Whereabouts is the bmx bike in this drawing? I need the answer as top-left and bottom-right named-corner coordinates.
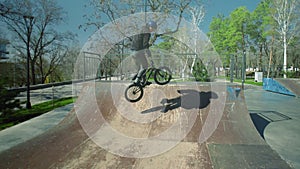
top-left (125, 63), bottom-right (172, 102)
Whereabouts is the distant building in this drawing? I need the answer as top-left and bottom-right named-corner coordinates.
top-left (0, 38), bottom-right (26, 87)
top-left (0, 38), bottom-right (9, 59)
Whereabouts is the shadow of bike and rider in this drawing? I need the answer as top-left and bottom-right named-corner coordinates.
top-left (141, 89), bottom-right (218, 114)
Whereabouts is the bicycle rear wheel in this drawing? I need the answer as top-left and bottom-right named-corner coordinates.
top-left (124, 84), bottom-right (144, 102)
top-left (154, 66), bottom-right (172, 85)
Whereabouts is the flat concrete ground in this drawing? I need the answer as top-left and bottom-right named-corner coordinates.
top-left (245, 87), bottom-right (300, 169)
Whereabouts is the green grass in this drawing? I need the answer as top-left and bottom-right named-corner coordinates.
top-left (226, 77), bottom-right (263, 86)
top-left (172, 76), bottom-right (263, 86)
top-left (0, 97), bottom-right (76, 131)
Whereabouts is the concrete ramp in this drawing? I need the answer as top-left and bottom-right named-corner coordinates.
top-left (275, 78), bottom-right (300, 97)
top-left (0, 82), bottom-right (292, 169)
top-left (263, 78), bottom-right (300, 97)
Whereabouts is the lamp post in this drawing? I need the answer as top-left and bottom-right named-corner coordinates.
top-left (230, 54), bottom-right (234, 83)
top-left (242, 49), bottom-right (246, 89)
top-left (23, 15), bottom-right (34, 109)
top-left (242, 23), bottom-right (247, 89)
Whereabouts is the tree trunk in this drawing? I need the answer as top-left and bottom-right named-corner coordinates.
top-left (39, 55), bottom-right (45, 84)
top-left (267, 35), bottom-right (275, 78)
top-left (235, 55), bottom-right (238, 78)
top-left (190, 55), bottom-right (196, 75)
top-left (182, 58), bottom-right (188, 79)
top-left (283, 31), bottom-right (287, 78)
top-left (259, 44), bottom-right (263, 72)
top-left (30, 61), bottom-right (36, 85)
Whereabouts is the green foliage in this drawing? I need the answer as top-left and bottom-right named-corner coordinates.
top-left (208, 15), bottom-right (231, 66)
top-left (228, 7), bottom-right (251, 50)
top-left (208, 0), bottom-right (300, 79)
top-left (286, 71), bottom-right (299, 78)
top-left (0, 97), bottom-right (75, 130)
top-left (192, 62), bottom-right (208, 82)
top-left (0, 79), bottom-right (22, 117)
top-left (155, 35), bottom-right (175, 51)
top-left (208, 7), bottom-right (251, 67)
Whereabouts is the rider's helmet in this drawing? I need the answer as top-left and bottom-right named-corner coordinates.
top-left (147, 20), bottom-right (157, 30)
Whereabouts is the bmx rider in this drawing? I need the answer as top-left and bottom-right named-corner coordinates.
top-left (130, 20), bottom-right (157, 85)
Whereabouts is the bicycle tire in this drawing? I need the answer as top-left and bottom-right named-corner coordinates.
top-left (124, 84), bottom-right (144, 102)
top-left (154, 66), bottom-right (172, 85)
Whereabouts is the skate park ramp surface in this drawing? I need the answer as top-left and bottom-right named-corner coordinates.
top-left (274, 78), bottom-right (300, 97)
top-left (0, 82), bottom-right (292, 169)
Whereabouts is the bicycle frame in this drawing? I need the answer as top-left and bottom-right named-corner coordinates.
top-left (134, 60), bottom-right (171, 87)
top-left (145, 68), bottom-right (156, 80)
top-left (125, 65), bottom-right (172, 102)
top-left (140, 67), bottom-right (157, 87)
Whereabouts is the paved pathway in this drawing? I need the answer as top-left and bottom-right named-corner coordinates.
top-left (0, 104), bottom-right (73, 153)
top-left (0, 83), bottom-right (83, 153)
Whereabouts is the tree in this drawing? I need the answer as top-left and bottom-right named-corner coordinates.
top-left (189, 5), bottom-right (205, 74)
top-left (82, 0), bottom-right (203, 29)
top-left (56, 44), bottom-right (81, 81)
top-left (251, 0), bottom-right (280, 78)
top-left (208, 14), bottom-right (231, 66)
top-left (208, 0), bottom-right (300, 79)
top-left (229, 7), bottom-right (251, 66)
top-left (0, 0), bottom-right (75, 84)
top-left (220, 7), bottom-right (251, 78)
top-left (155, 35), bottom-right (175, 51)
top-left (81, 0), bottom-right (205, 46)
top-left (192, 61), bottom-right (208, 81)
top-left (271, 0), bottom-right (299, 78)
top-left (249, 0), bottom-right (272, 72)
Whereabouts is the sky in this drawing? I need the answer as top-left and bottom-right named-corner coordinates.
top-left (57, 0), bottom-right (262, 46)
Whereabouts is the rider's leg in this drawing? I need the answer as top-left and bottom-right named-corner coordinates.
top-left (134, 51), bottom-right (148, 84)
top-left (135, 67), bottom-right (147, 84)
top-left (137, 68), bottom-right (146, 80)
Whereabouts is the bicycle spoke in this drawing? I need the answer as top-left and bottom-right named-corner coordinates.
top-left (154, 67), bottom-right (172, 85)
top-left (125, 84), bottom-right (144, 102)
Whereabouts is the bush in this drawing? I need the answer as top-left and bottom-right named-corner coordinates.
top-left (286, 71), bottom-right (299, 78)
top-left (0, 97), bottom-right (74, 130)
top-left (192, 62), bottom-right (209, 82)
top-left (0, 79), bottom-right (22, 117)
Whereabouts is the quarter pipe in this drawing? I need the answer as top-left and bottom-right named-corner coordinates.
top-left (0, 82), bottom-right (292, 169)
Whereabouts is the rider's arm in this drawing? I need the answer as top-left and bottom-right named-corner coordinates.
top-left (149, 33), bottom-right (164, 47)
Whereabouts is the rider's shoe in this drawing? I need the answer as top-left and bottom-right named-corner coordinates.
top-left (134, 79), bottom-right (140, 85)
top-left (132, 74), bottom-right (137, 81)
top-left (160, 98), bottom-right (168, 105)
top-left (145, 81), bottom-right (152, 86)
top-left (134, 77), bottom-right (142, 85)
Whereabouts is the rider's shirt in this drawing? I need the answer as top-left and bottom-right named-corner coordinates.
top-left (131, 26), bottom-right (151, 51)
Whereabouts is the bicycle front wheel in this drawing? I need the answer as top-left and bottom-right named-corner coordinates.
top-left (124, 84), bottom-right (144, 102)
top-left (154, 66), bottom-right (172, 85)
